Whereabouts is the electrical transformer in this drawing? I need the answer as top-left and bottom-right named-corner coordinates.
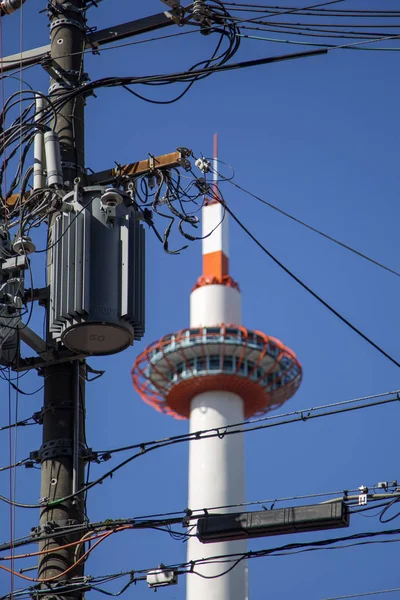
top-left (48, 186), bottom-right (145, 356)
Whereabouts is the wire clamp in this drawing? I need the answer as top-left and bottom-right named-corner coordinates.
top-left (358, 485), bottom-right (368, 506)
top-left (30, 519), bottom-right (80, 539)
top-left (183, 508), bottom-right (192, 527)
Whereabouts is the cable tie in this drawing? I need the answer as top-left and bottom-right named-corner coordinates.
top-left (216, 427), bottom-right (227, 439)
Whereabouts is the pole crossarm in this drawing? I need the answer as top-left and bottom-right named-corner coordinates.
top-left (0, 7), bottom-right (190, 74)
top-left (87, 148), bottom-right (192, 185)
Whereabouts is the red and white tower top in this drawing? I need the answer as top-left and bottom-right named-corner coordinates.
top-left (132, 133), bottom-right (302, 420)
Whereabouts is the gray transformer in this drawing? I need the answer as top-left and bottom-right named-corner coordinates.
top-left (48, 186), bottom-right (145, 356)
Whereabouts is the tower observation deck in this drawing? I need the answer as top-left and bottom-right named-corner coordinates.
top-left (132, 135), bottom-right (302, 600)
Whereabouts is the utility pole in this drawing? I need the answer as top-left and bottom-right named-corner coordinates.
top-left (38, 0), bottom-right (87, 592)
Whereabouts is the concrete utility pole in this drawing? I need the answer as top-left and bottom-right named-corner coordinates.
top-left (38, 0), bottom-right (87, 592)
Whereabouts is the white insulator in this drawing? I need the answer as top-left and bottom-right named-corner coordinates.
top-left (44, 131), bottom-right (63, 188)
top-left (101, 188), bottom-right (123, 207)
top-left (33, 96), bottom-right (46, 191)
top-left (0, 0), bottom-right (26, 15)
top-left (13, 235), bottom-right (36, 256)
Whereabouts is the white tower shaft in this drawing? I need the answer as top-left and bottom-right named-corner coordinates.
top-left (187, 391), bottom-right (247, 600)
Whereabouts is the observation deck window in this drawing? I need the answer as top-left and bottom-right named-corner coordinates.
top-left (205, 327), bottom-right (222, 341)
top-left (223, 356), bottom-right (234, 372)
top-left (196, 356), bottom-right (207, 372)
top-left (268, 344), bottom-right (279, 358)
top-left (225, 327), bottom-right (239, 341)
top-left (237, 360), bottom-right (246, 375)
top-left (209, 356), bottom-right (221, 371)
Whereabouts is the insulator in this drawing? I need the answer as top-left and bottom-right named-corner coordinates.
top-left (44, 131), bottom-right (63, 188)
top-left (192, 0), bottom-right (207, 23)
top-left (33, 96), bottom-right (46, 191)
top-left (0, 0), bottom-right (26, 15)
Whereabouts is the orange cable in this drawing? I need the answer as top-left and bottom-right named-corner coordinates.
top-left (0, 526), bottom-right (132, 583)
top-left (1, 526), bottom-right (133, 561)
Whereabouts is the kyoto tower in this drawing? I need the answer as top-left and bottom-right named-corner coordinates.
top-left (132, 135), bottom-right (302, 600)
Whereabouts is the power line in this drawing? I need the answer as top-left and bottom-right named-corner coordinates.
top-left (56, 389), bottom-right (386, 507)
top-left (7, 526), bottom-right (399, 599)
top-left (322, 589), bottom-right (400, 600)
top-left (238, 32), bottom-right (400, 51)
top-left (215, 169), bottom-right (400, 277)
top-left (210, 188), bottom-right (400, 369)
top-left (0, 389), bottom-right (396, 510)
top-left (96, 389), bottom-right (400, 457)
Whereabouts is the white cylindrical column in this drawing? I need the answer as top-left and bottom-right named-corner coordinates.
top-left (187, 390), bottom-right (247, 600)
top-left (33, 96), bottom-right (46, 191)
top-left (190, 285), bottom-right (242, 328)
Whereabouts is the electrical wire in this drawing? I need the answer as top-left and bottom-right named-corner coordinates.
top-left (63, 391), bottom-right (399, 507)
top-left (212, 166), bottom-right (400, 277)
top-left (1, 482), bottom-right (398, 557)
top-left (7, 526), bottom-right (400, 599)
top-left (0, 416), bottom-right (37, 432)
top-left (322, 588), bottom-right (400, 600)
top-left (207, 185), bottom-right (400, 369)
top-left (0, 388), bottom-right (395, 510)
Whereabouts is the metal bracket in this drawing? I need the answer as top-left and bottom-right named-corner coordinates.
top-left (31, 440), bottom-right (95, 463)
top-left (24, 287), bottom-right (50, 304)
top-left (13, 349), bottom-right (85, 372)
top-left (30, 519), bottom-right (80, 539)
top-left (31, 438), bottom-right (74, 462)
top-left (50, 16), bottom-right (86, 32)
top-left (61, 161), bottom-right (87, 175)
top-left (1, 255), bottom-right (29, 272)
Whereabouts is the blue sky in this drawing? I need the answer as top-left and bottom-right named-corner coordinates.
top-left (1, 0), bottom-right (400, 598)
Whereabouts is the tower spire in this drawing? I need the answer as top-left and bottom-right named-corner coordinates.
top-left (196, 133), bottom-right (236, 289)
top-left (213, 131), bottom-right (219, 198)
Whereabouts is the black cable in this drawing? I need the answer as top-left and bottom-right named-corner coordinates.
top-left (210, 188), bottom-right (400, 369)
top-left (379, 497), bottom-right (400, 524)
top-left (44, 391), bottom-right (400, 509)
top-left (214, 168), bottom-right (400, 277)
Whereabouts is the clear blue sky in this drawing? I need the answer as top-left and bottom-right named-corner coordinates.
top-left (1, 1), bottom-right (400, 598)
